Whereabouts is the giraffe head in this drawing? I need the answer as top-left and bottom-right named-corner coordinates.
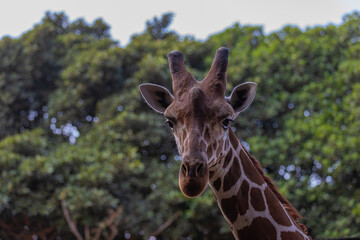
top-left (139, 47), bottom-right (257, 198)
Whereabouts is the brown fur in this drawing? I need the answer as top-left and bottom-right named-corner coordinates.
top-left (237, 180), bottom-right (250, 215)
top-left (264, 187), bottom-right (292, 226)
top-left (250, 188), bottom-right (266, 211)
top-left (223, 157), bottom-right (241, 192)
top-left (213, 177), bottom-right (222, 191)
top-left (240, 150), bottom-right (264, 185)
top-left (281, 231), bottom-right (305, 240)
top-left (237, 217), bottom-right (277, 240)
top-left (240, 143), bottom-right (310, 237)
top-left (221, 195), bottom-right (238, 223)
top-left (223, 150), bottom-right (233, 169)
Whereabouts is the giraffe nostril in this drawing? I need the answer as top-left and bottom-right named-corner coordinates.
top-left (181, 164), bottom-right (187, 176)
top-left (196, 163), bottom-right (204, 176)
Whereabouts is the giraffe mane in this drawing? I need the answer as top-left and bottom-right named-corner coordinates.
top-left (240, 143), bottom-right (311, 238)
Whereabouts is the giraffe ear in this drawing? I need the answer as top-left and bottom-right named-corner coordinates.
top-left (139, 83), bottom-right (174, 114)
top-left (226, 82), bottom-right (257, 115)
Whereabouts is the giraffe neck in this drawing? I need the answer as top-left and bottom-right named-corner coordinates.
top-left (208, 129), bottom-right (311, 240)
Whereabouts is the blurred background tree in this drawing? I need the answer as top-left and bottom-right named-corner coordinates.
top-left (0, 10), bottom-right (359, 239)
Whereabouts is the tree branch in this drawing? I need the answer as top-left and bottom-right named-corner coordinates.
top-left (60, 195), bottom-right (83, 240)
top-left (84, 225), bottom-right (90, 240)
top-left (151, 211), bottom-right (180, 237)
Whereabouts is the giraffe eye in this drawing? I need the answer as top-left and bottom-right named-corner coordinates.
top-left (222, 118), bottom-right (233, 130)
top-left (165, 120), bottom-right (174, 130)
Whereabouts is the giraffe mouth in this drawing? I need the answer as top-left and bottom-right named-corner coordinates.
top-left (178, 162), bottom-right (209, 198)
top-left (179, 177), bottom-right (208, 198)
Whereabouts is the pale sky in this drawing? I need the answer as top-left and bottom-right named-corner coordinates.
top-left (0, 0), bottom-right (359, 46)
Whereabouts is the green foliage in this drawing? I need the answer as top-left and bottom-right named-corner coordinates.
top-left (146, 12), bottom-right (175, 40)
top-left (0, 10), bottom-right (359, 239)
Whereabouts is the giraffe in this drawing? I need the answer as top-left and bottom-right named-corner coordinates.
top-left (139, 47), bottom-right (311, 240)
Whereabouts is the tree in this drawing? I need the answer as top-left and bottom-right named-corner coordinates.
top-left (146, 12), bottom-right (175, 40)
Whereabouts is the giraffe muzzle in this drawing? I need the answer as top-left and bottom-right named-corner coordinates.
top-left (179, 158), bottom-right (209, 198)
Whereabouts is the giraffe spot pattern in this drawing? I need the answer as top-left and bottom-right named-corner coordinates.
top-left (224, 139), bottom-right (229, 152)
top-left (200, 140), bottom-right (206, 150)
top-left (207, 145), bottom-right (213, 159)
top-left (181, 130), bottom-right (187, 141)
top-left (184, 139), bottom-right (190, 152)
top-left (209, 170), bottom-right (215, 179)
top-left (221, 195), bottom-right (238, 223)
top-left (250, 187), bottom-right (266, 211)
top-left (223, 157), bottom-right (241, 192)
top-left (216, 139), bottom-right (224, 157)
top-left (240, 150), bottom-right (263, 185)
top-left (204, 127), bottom-right (211, 142)
top-left (237, 217), bottom-right (277, 240)
top-left (223, 150), bottom-right (233, 169)
top-left (264, 187), bottom-right (292, 226)
top-left (236, 180), bottom-right (249, 215)
top-left (213, 177), bottom-right (222, 191)
top-left (211, 141), bottom-right (218, 152)
top-left (229, 130), bottom-right (239, 149)
top-left (281, 231), bottom-right (305, 240)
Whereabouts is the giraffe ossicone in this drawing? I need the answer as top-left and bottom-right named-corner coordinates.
top-left (139, 47), bottom-right (311, 240)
